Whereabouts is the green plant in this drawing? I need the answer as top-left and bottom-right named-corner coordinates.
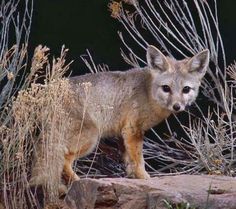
top-left (163, 199), bottom-right (196, 209)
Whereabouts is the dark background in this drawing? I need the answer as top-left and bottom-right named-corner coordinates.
top-left (30, 0), bottom-right (128, 75)
top-left (30, 0), bottom-right (236, 75)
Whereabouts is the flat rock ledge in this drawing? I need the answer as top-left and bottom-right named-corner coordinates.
top-left (65, 174), bottom-right (236, 209)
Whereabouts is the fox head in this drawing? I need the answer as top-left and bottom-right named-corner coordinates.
top-left (146, 45), bottom-right (209, 112)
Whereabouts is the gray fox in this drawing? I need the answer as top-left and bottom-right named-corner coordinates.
top-left (30, 45), bottom-right (209, 187)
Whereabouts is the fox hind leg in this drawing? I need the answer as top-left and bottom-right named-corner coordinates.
top-left (63, 126), bottom-right (100, 182)
top-left (63, 152), bottom-right (80, 184)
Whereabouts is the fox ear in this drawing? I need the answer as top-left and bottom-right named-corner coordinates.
top-left (187, 49), bottom-right (210, 78)
top-left (146, 45), bottom-right (169, 72)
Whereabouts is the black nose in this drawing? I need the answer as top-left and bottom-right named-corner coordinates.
top-left (173, 103), bottom-right (181, 111)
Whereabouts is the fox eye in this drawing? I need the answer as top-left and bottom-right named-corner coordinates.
top-left (162, 85), bottom-right (171, 93)
top-left (182, 86), bottom-right (191, 94)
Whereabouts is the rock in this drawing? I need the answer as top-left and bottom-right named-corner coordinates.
top-left (65, 175), bottom-right (236, 209)
top-left (0, 202), bottom-right (5, 209)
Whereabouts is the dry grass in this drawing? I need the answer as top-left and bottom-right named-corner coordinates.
top-left (1, 45), bottom-right (73, 208)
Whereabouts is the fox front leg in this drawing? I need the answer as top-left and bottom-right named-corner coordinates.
top-left (122, 125), bottom-right (150, 179)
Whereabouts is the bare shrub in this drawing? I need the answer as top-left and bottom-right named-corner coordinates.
top-left (0, 0), bottom-right (33, 123)
top-left (107, 0), bottom-right (236, 176)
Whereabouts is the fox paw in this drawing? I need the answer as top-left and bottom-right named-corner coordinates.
top-left (136, 170), bottom-right (150, 179)
top-left (59, 184), bottom-right (68, 197)
top-left (62, 171), bottom-right (80, 184)
top-left (126, 168), bottom-right (150, 179)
